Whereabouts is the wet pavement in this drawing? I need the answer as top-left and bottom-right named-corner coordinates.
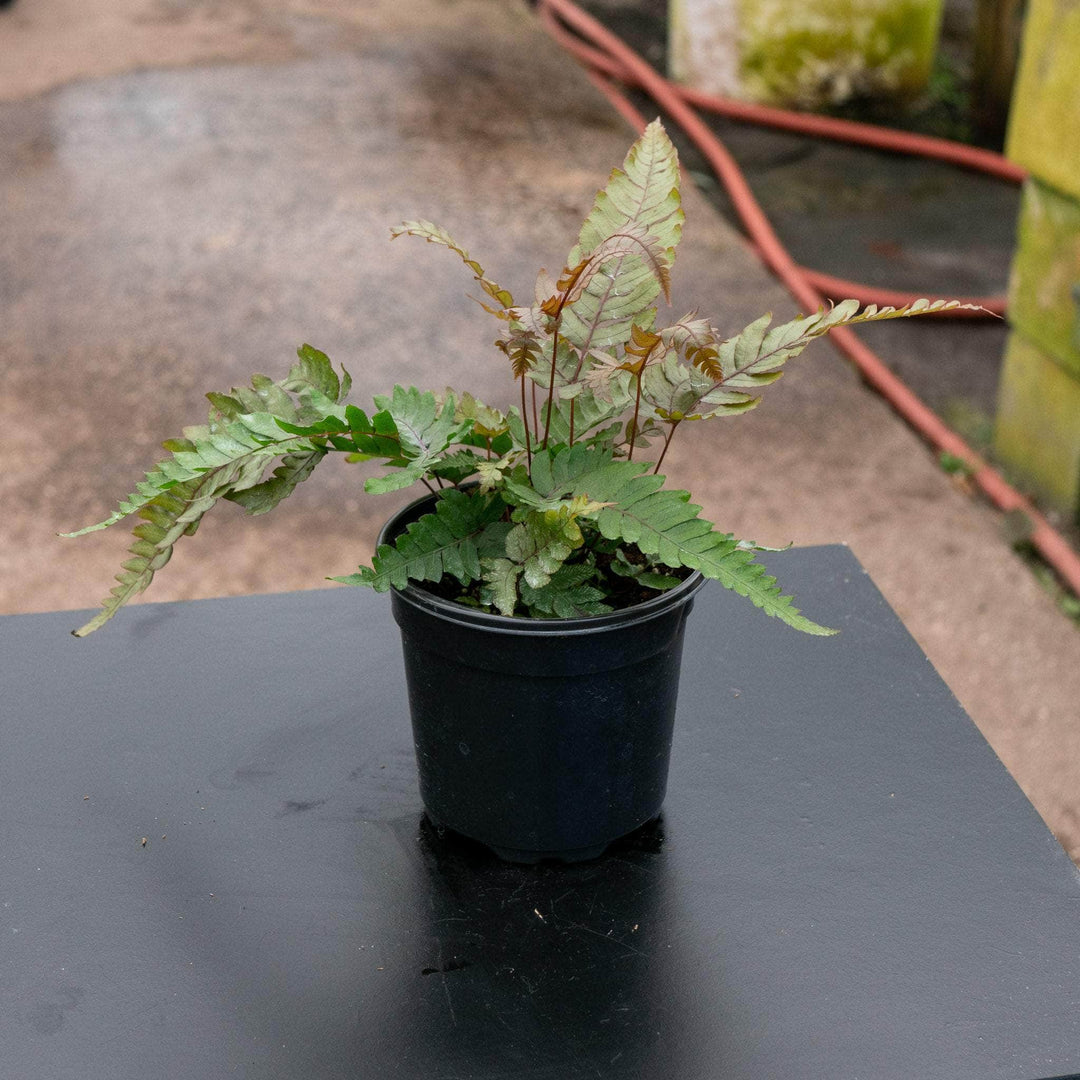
top-left (2, 0), bottom-right (1078, 860)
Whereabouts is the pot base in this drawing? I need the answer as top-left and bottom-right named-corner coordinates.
top-left (425, 812), bottom-right (659, 865)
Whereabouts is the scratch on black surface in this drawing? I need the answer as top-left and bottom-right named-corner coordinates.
top-left (569, 921), bottom-right (648, 958)
top-left (432, 939), bottom-right (459, 1027)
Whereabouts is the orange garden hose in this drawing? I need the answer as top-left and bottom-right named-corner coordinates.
top-left (537, 0), bottom-right (1080, 598)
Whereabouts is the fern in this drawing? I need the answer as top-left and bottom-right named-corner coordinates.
top-left (223, 449), bottom-right (325, 515)
top-left (390, 221), bottom-right (515, 313)
top-left (504, 511), bottom-right (585, 589)
top-left (65, 361), bottom-right (473, 631)
top-left (699, 300), bottom-right (974, 390)
top-left (336, 489), bottom-right (507, 592)
top-left (69, 121), bottom-right (977, 636)
top-left (519, 562), bottom-right (610, 618)
top-left (479, 559), bottom-right (523, 616)
top-left (361, 387), bottom-right (472, 493)
top-left (530, 445), bottom-right (835, 635)
top-left (70, 463), bottom-right (271, 637)
top-left (641, 299), bottom-right (980, 428)
top-left (560, 120), bottom-right (683, 356)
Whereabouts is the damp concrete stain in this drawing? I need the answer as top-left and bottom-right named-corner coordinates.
top-left (26, 987), bottom-right (85, 1035)
top-left (278, 798), bottom-right (327, 815)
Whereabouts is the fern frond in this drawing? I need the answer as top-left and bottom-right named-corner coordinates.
top-left (651, 298), bottom-right (983, 424)
top-left (661, 313), bottom-right (714, 352)
top-left (550, 224), bottom-right (673, 316)
top-left (362, 387), bottom-right (473, 494)
top-left (62, 412), bottom-right (314, 540)
top-left (504, 511), bottom-right (585, 589)
top-left (520, 562), bottom-right (610, 618)
top-left (391, 220), bottom-right (515, 311)
top-left (574, 119), bottom-right (683, 259)
top-left (336, 489), bottom-right (507, 592)
top-left (713, 299), bottom-right (979, 388)
top-left (531, 445), bottom-right (836, 634)
top-left (286, 343), bottom-right (352, 407)
top-left (223, 449), bottom-right (326, 515)
top-left (71, 457), bottom-right (270, 637)
top-left (642, 352), bottom-right (757, 422)
top-left (496, 327), bottom-right (544, 379)
top-left (64, 361), bottom-right (473, 631)
top-left (429, 449), bottom-right (485, 483)
top-left (561, 119), bottom-right (683, 355)
top-left (453, 392), bottom-right (509, 439)
top-left (480, 558), bottom-right (523, 616)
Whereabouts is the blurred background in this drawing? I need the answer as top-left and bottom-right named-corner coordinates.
top-left (2, 0), bottom-right (1078, 858)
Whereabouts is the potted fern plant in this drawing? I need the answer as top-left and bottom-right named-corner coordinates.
top-left (66, 121), bottom-right (963, 862)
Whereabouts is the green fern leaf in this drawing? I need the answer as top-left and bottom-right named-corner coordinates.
top-left (62, 412), bottom-right (315, 539)
top-left (62, 354), bottom-right (396, 633)
top-left (286, 344), bottom-right (350, 406)
top-left (650, 298), bottom-right (982, 422)
top-left (573, 119), bottom-right (683, 260)
top-left (71, 454), bottom-right (272, 636)
top-left (641, 351), bottom-right (756, 421)
top-left (429, 448), bottom-right (484, 483)
top-left (520, 562), bottom-right (610, 618)
top-left (223, 448), bottom-right (325, 515)
top-left (274, 387), bottom-right (473, 494)
top-left (480, 558), bottom-right (523, 616)
top-left (361, 387), bottom-right (472, 494)
top-left (504, 511), bottom-right (586, 589)
top-left (454, 392), bottom-right (510, 439)
top-left (336, 489), bottom-right (506, 592)
top-left (531, 444), bottom-right (835, 634)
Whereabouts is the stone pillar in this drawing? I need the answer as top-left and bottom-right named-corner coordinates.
top-left (668, 0), bottom-right (945, 108)
top-left (995, 0), bottom-right (1080, 520)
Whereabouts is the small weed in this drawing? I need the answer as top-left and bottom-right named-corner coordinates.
top-left (939, 451), bottom-right (975, 477)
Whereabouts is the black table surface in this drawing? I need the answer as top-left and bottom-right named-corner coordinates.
top-left (3, 545), bottom-right (1079, 1080)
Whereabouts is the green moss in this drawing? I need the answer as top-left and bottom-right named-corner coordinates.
top-left (995, 331), bottom-right (1080, 518)
top-left (1007, 0), bottom-right (1080, 200)
top-left (1009, 180), bottom-right (1080, 379)
top-left (736, 0), bottom-right (944, 107)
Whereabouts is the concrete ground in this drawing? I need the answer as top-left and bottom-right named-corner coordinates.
top-left (2, 0), bottom-right (1078, 861)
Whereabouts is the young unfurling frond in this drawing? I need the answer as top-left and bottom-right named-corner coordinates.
top-left (390, 220), bottom-right (515, 312)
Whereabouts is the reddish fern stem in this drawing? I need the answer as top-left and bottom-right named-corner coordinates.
top-left (626, 367), bottom-right (644, 462)
top-left (520, 371), bottom-right (533, 471)
top-left (541, 312), bottom-right (562, 451)
top-left (653, 421), bottom-right (680, 474)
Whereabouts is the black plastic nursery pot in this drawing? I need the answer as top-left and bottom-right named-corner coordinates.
top-left (381, 493), bottom-right (705, 864)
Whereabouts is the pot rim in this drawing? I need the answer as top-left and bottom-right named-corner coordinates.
top-left (379, 491), bottom-right (706, 637)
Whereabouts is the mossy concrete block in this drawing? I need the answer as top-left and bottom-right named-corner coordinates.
top-left (995, 331), bottom-right (1080, 516)
top-left (1009, 180), bottom-right (1080, 379)
top-left (1006, 0), bottom-right (1080, 200)
top-left (669, 0), bottom-right (740, 97)
top-left (669, 0), bottom-right (944, 107)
